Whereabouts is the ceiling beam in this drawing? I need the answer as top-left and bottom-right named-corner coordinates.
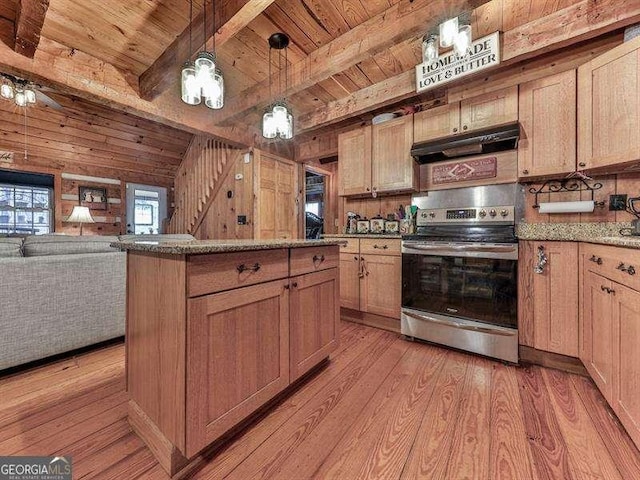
top-left (208, 0), bottom-right (491, 125)
top-left (139, 0), bottom-right (277, 102)
top-left (0, 36), bottom-right (256, 147)
top-left (297, 0), bottom-right (640, 134)
top-left (14, 0), bottom-right (49, 58)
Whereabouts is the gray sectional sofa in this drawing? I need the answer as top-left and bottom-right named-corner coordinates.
top-left (0, 233), bottom-right (194, 371)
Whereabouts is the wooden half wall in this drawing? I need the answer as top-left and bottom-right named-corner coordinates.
top-left (0, 96), bottom-right (191, 235)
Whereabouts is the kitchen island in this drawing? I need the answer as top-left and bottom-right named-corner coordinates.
top-left (114, 238), bottom-right (344, 477)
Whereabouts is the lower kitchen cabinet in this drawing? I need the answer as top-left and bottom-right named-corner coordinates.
top-left (519, 241), bottom-right (579, 357)
top-left (339, 252), bottom-right (361, 310)
top-left (186, 280), bottom-right (290, 456)
top-left (289, 268), bottom-right (340, 382)
top-left (360, 253), bottom-right (401, 319)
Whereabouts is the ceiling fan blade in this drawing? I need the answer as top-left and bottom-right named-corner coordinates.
top-left (35, 90), bottom-right (64, 110)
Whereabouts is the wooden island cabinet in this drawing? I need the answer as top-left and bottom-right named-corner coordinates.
top-left (120, 239), bottom-right (342, 477)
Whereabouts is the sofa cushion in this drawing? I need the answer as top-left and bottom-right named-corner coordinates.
top-left (23, 235), bottom-right (119, 256)
top-left (118, 233), bottom-right (195, 242)
top-left (0, 237), bottom-right (24, 257)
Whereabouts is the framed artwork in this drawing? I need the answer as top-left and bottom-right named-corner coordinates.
top-left (79, 186), bottom-right (108, 210)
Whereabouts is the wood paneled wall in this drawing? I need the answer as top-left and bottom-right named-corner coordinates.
top-left (0, 95), bottom-right (192, 235)
top-left (523, 174), bottom-right (640, 224)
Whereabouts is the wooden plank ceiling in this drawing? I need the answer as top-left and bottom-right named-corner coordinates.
top-left (0, 0), bottom-right (636, 150)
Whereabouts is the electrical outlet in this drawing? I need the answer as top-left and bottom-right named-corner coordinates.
top-left (237, 215), bottom-right (247, 225)
top-left (609, 194), bottom-right (628, 211)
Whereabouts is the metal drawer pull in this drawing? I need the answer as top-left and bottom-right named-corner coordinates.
top-left (617, 262), bottom-right (636, 275)
top-left (601, 285), bottom-right (616, 295)
top-left (237, 262), bottom-right (261, 273)
top-left (313, 254), bottom-right (325, 263)
top-left (534, 245), bottom-right (547, 274)
top-left (373, 244), bottom-right (389, 250)
top-left (590, 255), bottom-right (603, 265)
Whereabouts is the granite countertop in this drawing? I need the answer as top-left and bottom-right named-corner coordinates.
top-left (323, 234), bottom-right (402, 239)
top-left (517, 222), bottom-right (640, 249)
top-left (112, 238), bottom-right (347, 255)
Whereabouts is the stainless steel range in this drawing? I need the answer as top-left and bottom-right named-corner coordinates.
top-left (401, 184), bottom-right (523, 363)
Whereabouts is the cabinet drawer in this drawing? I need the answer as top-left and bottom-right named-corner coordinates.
top-left (290, 245), bottom-right (339, 277)
top-left (187, 249), bottom-right (289, 297)
top-left (581, 243), bottom-right (640, 291)
top-left (337, 238), bottom-right (359, 254)
top-left (360, 238), bottom-right (401, 256)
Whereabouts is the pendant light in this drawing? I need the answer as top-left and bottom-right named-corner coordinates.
top-left (453, 23), bottom-right (472, 57)
top-left (262, 33), bottom-right (293, 140)
top-left (203, 0), bottom-right (224, 109)
top-left (181, 0), bottom-right (200, 105)
top-left (421, 34), bottom-right (439, 66)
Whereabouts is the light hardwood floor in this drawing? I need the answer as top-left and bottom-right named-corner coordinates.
top-left (1, 321), bottom-right (640, 479)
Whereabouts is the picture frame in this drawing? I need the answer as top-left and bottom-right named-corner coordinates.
top-left (79, 186), bottom-right (108, 210)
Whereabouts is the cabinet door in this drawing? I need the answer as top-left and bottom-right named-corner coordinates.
top-left (256, 153), bottom-right (299, 239)
top-left (413, 103), bottom-right (460, 142)
top-left (578, 36), bottom-right (640, 170)
top-left (339, 253), bottom-right (360, 310)
top-left (186, 280), bottom-right (289, 456)
top-left (371, 116), bottom-right (416, 194)
top-left (338, 126), bottom-right (372, 196)
top-left (519, 70), bottom-right (576, 178)
top-left (289, 269), bottom-right (340, 381)
top-left (581, 270), bottom-right (614, 402)
top-left (361, 254), bottom-right (401, 319)
top-left (460, 86), bottom-right (518, 133)
top-left (612, 283), bottom-right (640, 449)
top-left (531, 242), bottom-right (579, 356)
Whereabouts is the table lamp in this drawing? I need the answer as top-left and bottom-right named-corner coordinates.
top-left (67, 205), bottom-right (95, 235)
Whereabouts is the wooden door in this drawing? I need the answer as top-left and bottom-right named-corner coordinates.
top-left (581, 270), bottom-right (614, 403)
top-left (361, 254), bottom-right (401, 319)
top-left (612, 282), bottom-right (640, 448)
top-left (578, 36), bottom-right (640, 170)
top-left (460, 86), bottom-right (518, 133)
top-left (255, 152), bottom-right (298, 239)
top-left (289, 268), bottom-right (340, 381)
top-left (413, 103), bottom-right (460, 142)
top-left (531, 242), bottom-right (579, 357)
top-left (371, 116), bottom-right (416, 194)
top-left (339, 252), bottom-right (360, 310)
top-left (338, 126), bottom-right (372, 196)
top-left (186, 280), bottom-right (289, 456)
top-left (519, 70), bottom-right (577, 178)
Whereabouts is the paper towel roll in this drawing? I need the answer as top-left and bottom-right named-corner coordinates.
top-left (538, 200), bottom-right (595, 214)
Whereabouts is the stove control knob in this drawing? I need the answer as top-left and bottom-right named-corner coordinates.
top-left (489, 209), bottom-right (497, 218)
top-left (478, 209), bottom-right (487, 218)
top-left (429, 211), bottom-right (436, 218)
top-left (500, 209), bottom-right (509, 218)
top-left (420, 211), bottom-right (428, 219)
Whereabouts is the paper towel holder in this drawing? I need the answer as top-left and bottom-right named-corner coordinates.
top-left (529, 179), bottom-right (605, 209)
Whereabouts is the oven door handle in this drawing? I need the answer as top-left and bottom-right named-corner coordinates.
top-left (403, 310), bottom-right (516, 337)
top-left (402, 243), bottom-right (517, 254)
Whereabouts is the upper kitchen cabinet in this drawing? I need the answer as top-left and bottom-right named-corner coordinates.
top-left (578, 36), bottom-right (640, 171)
top-left (338, 117), bottom-right (418, 197)
top-left (519, 70), bottom-right (577, 179)
top-left (372, 116), bottom-right (417, 194)
top-left (413, 86), bottom-right (518, 143)
top-left (338, 126), bottom-right (372, 196)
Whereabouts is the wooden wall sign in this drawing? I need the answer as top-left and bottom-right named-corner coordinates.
top-left (416, 32), bottom-right (500, 93)
top-left (432, 156), bottom-right (497, 185)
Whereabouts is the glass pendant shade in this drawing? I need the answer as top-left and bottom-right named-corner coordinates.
top-left (439, 17), bottom-right (458, 48)
top-left (422, 35), bottom-right (439, 65)
top-left (204, 70), bottom-right (224, 109)
top-left (14, 90), bottom-right (26, 107)
top-left (194, 52), bottom-right (215, 87)
top-left (262, 110), bottom-right (277, 139)
top-left (1, 78), bottom-right (14, 99)
top-left (454, 25), bottom-right (472, 57)
top-left (181, 63), bottom-right (201, 105)
top-left (24, 87), bottom-right (36, 104)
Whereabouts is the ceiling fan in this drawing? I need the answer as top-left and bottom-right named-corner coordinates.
top-left (0, 73), bottom-right (63, 110)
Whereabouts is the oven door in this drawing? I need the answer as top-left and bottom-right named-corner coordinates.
top-left (402, 241), bottom-right (518, 329)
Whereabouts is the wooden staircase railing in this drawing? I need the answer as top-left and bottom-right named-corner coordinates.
top-left (167, 135), bottom-right (241, 234)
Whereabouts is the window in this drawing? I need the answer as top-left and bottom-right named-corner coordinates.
top-left (305, 202), bottom-right (321, 217)
top-left (0, 183), bottom-right (53, 235)
top-left (133, 189), bottom-right (160, 234)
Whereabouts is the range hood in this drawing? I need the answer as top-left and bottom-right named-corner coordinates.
top-left (411, 122), bottom-right (520, 164)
